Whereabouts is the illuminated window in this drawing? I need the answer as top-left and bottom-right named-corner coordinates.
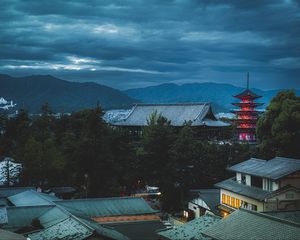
top-left (226, 195), bottom-right (230, 205)
top-left (236, 199), bottom-right (241, 208)
top-left (222, 194), bottom-right (226, 204)
top-left (231, 197), bottom-right (235, 208)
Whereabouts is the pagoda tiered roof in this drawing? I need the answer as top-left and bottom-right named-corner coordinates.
top-left (233, 89), bottom-right (262, 99)
top-left (232, 102), bottom-right (264, 108)
top-left (231, 110), bottom-right (261, 115)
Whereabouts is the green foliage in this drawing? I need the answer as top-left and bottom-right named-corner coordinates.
top-left (257, 90), bottom-right (300, 158)
top-left (0, 104), bottom-right (252, 213)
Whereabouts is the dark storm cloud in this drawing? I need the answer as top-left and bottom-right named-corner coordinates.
top-left (0, 0), bottom-right (299, 90)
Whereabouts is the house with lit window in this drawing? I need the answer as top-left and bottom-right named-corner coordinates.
top-left (215, 157), bottom-right (300, 217)
top-left (188, 189), bottom-right (220, 218)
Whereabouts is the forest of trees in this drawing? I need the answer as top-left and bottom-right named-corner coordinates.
top-left (0, 90), bottom-right (299, 212)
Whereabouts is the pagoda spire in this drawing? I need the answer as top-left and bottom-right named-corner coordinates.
top-left (247, 72), bottom-right (249, 89)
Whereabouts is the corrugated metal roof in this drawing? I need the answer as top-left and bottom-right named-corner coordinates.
top-left (4, 205), bottom-right (53, 232)
top-left (215, 178), bottom-right (271, 201)
top-left (28, 217), bottom-right (94, 240)
top-left (203, 209), bottom-right (300, 240)
top-left (228, 157), bottom-right (300, 180)
top-left (112, 103), bottom-right (229, 127)
top-left (54, 197), bottom-right (157, 217)
top-left (8, 190), bottom-right (58, 207)
top-left (0, 229), bottom-right (27, 240)
top-left (0, 187), bottom-right (35, 198)
top-left (158, 215), bottom-right (221, 240)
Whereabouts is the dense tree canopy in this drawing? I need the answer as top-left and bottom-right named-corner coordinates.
top-left (257, 90), bottom-right (300, 159)
top-left (0, 104), bottom-right (251, 212)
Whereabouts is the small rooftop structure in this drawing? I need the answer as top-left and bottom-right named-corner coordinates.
top-left (158, 214), bottom-right (221, 240)
top-left (112, 103), bottom-right (230, 127)
top-left (227, 157), bottom-right (300, 180)
top-left (203, 209), bottom-right (300, 240)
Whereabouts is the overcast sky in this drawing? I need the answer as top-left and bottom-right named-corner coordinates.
top-left (0, 0), bottom-right (299, 90)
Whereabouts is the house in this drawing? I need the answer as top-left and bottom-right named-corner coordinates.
top-left (0, 189), bottom-right (165, 240)
top-left (215, 157), bottom-right (300, 216)
top-left (111, 103), bottom-right (231, 139)
top-left (188, 189), bottom-right (220, 218)
top-left (157, 214), bottom-right (221, 240)
top-left (202, 208), bottom-right (300, 240)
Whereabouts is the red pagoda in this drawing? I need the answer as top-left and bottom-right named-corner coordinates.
top-left (232, 73), bottom-right (263, 142)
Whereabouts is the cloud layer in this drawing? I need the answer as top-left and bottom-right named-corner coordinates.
top-left (0, 0), bottom-right (299, 89)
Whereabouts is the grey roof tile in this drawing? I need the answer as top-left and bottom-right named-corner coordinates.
top-left (227, 157), bottom-right (300, 180)
top-left (263, 210), bottom-right (300, 224)
top-left (28, 217), bottom-right (94, 240)
top-left (215, 178), bottom-right (271, 201)
top-left (113, 103), bottom-right (230, 127)
top-left (203, 209), bottom-right (300, 240)
top-left (158, 215), bottom-right (221, 240)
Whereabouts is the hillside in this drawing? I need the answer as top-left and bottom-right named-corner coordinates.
top-left (124, 82), bottom-right (299, 112)
top-left (0, 74), bottom-right (136, 113)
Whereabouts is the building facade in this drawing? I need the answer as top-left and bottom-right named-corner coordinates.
top-left (111, 103), bottom-right (231, 140)
top-left (215, 157), bottom-right (300, 216)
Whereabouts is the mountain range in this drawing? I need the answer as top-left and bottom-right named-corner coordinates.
top-left (124, 83), bottom-right (300, 112)
top-left (0, 74), bottom-right (136, 113)
top-left (1, 74), bottom-right (298, 114)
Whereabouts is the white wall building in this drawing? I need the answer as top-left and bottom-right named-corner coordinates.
top-left (215, 157), bottom-right (300, 216)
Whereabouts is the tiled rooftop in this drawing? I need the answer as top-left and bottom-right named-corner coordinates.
top-left (203, 209), bottom-right (300, 240)
top-left (215, 178), bottom-right (271, 201)
top-left (227, 157), bottom-right (300, 180)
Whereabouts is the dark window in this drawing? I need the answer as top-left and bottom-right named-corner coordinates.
top-left (251, 176), bottom-right (263, 188)
top-left (241, 174), bottom-right (246, 184)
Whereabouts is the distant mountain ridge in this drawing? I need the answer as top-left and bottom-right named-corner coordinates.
top-left (124, 82), bottom-right (300, 113)
top-left (0, 74), bottom-right (136, 113)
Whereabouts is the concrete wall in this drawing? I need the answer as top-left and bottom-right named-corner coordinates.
top-left (280, 171), bottom-right (300, 189)
top-left (265, 189), bottom-right (300, 211)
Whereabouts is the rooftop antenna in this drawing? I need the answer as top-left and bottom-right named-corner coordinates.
top-left (247, 72), bottom-right (249, 89)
